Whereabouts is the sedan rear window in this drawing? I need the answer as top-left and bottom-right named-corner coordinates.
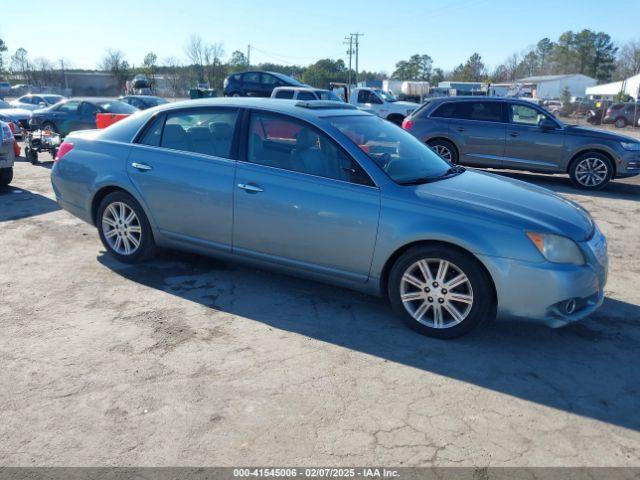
top-left (96, 101), bottom-right (138, 114)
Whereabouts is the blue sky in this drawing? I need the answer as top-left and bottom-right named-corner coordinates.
top-left (1, 0), bottom-right (639, 73)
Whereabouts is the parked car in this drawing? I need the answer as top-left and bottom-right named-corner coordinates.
top-left (223, 71), bottom-right (305, 97)
top-left (544, 100), bottom-right (563, 115)
top-left (348, 87), bottom-right (419, 125)
top-left (271, 86), bottom-right (344, 102)
top-left (402, 96), bottom-right (640, 189)
top-left (51, 98), bottom-right (608, 339)
top-left (119, 95), bottom-right (169, 110)
top-left (0, 120), bottom-right (16, 187)
top-left (602, 102), bottom-right (640, 128)
top-left (10, 94), bottom-right (66, 111)
top-left (30, 98), bottom-right (138, 137)
top-left (0, 99), bottom-right (32, 136)
top-left (586, 108), bottom-right (605, 125)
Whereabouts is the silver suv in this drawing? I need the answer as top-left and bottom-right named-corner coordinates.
top-left (402, 96), bottom-right (640, 189)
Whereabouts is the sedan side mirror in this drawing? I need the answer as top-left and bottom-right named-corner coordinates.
top-left (39, 102), bottom-right (46, 107)
top-left (539, 119), bottom-right (557, 130)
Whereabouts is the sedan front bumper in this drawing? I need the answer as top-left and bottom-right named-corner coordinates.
top-left (478, 233), bottom-right (607, 327)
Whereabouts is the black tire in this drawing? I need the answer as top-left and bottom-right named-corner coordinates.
top-left (614, 117), bottom-right (627, 128)
top-left (388, 245), bottom-right (495, 339)
top-left (427, 138), bottom-right (458, 164)
top-left (387, 114), bottom-right (405, 126)
top-left (569, 152), bottom-right (613, 190)
top-left (96, 191), bottom-right (156, 263)
top-left (0, 167), bottom-right (13, 187)
top-left (26, 147), bottom-right (38, 164)
top-left (42, 121), bottom-right (57, 133)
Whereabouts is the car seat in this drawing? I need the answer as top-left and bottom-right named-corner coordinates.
top-left (189, 126), bottom-right (217, 156)
top-left (162, 124), bottom-right (191, 152)
top-left (210, 122), bottom-right (234, 157)
top-left (290, 128), bottom-right (326, 177)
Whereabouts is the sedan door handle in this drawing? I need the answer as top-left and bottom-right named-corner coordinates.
top-left (237, 183), bottom-right (264, 193)
top-left (456, 127), bottom-right (465, 132)
top-left (131, 162), bottom-right (152, 171)
top-left (509, 132), bottom-right (519, 137)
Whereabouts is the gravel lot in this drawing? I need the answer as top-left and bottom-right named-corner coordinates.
top-left (1, 149), bottom-right (639, 466)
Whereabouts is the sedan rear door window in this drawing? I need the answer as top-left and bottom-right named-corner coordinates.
top-left (160, 109), bottom-right (238, 158)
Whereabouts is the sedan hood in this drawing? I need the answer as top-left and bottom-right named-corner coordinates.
top-left (564, 124), bottom-right (638, 143)
top-left (414, 170), bottom-right (594, 241)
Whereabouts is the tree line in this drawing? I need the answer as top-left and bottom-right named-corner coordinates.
top-left (1, 30), bottom-right (639, 96)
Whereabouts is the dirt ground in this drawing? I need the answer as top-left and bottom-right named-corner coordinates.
top-left (1, 150), bottom-right (639, 467)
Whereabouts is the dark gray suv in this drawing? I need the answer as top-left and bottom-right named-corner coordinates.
top-left (402, 97), bottom-right (640, 189)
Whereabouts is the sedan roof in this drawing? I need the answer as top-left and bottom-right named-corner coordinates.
top-left (156, 97), bottom-right (365, 118)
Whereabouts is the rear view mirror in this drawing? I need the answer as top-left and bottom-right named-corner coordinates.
top-left (539, 119), bottom-right (557, 130)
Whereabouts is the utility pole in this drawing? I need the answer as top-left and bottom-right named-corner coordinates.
top-left (247, 44), bottom-right (251, 68)
top-left (343, 35), bottom-right (354, 87)
top-left (351, 33), bottom-right (364, 85)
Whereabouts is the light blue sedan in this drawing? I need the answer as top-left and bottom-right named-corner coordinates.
top-left (50, 98), bottom-right (608, 338)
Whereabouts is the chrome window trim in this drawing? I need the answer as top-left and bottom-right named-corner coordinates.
top-left (129, 142), bottom-right (237, 166)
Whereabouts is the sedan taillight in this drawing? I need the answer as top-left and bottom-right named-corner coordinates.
top-left (402, 118), bottom-right (414, 130)
top-left (55, 142), bottom-right (74, 162)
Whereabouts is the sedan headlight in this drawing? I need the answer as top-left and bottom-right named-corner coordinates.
top-left (621, 141), bottom-right (640, 151)
top-left (526, 232), bottom-right (585, 265)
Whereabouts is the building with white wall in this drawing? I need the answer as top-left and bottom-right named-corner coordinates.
top-left (513, 74), bottom-right (597, 99)
top-left (585, 73), bottom-right (640, 100)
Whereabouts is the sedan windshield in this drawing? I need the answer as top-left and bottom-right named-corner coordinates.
top-left (330, 115), bottom-right (458, 184)
top-left (96, 101), bottom-right (138, 114)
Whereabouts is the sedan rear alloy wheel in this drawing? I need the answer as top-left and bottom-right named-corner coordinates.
top-left (574, 157), bottom-right (610, 188)
top-left (102, 201), bottom-right (142, 256)
top-left (400, 258), bottom-right (473, 329)
top-left (97, 191), bottom-right (156, 263)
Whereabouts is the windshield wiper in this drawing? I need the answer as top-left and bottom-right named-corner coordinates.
top-left (398, 165), bottom-right (466, 186)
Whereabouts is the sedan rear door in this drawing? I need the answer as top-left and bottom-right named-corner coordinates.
top-left (126, 108), bottom-right (239, 251)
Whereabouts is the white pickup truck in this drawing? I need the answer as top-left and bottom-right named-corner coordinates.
top-left (348, 87), bottom-right (420, 125)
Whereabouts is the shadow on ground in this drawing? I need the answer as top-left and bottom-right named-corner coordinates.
top-left (15, 154), bottom-right (54, 170)
top-left (99, 250), bottom-right (640, 433)
top-left (0, 186), bottom-right (60, 221)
